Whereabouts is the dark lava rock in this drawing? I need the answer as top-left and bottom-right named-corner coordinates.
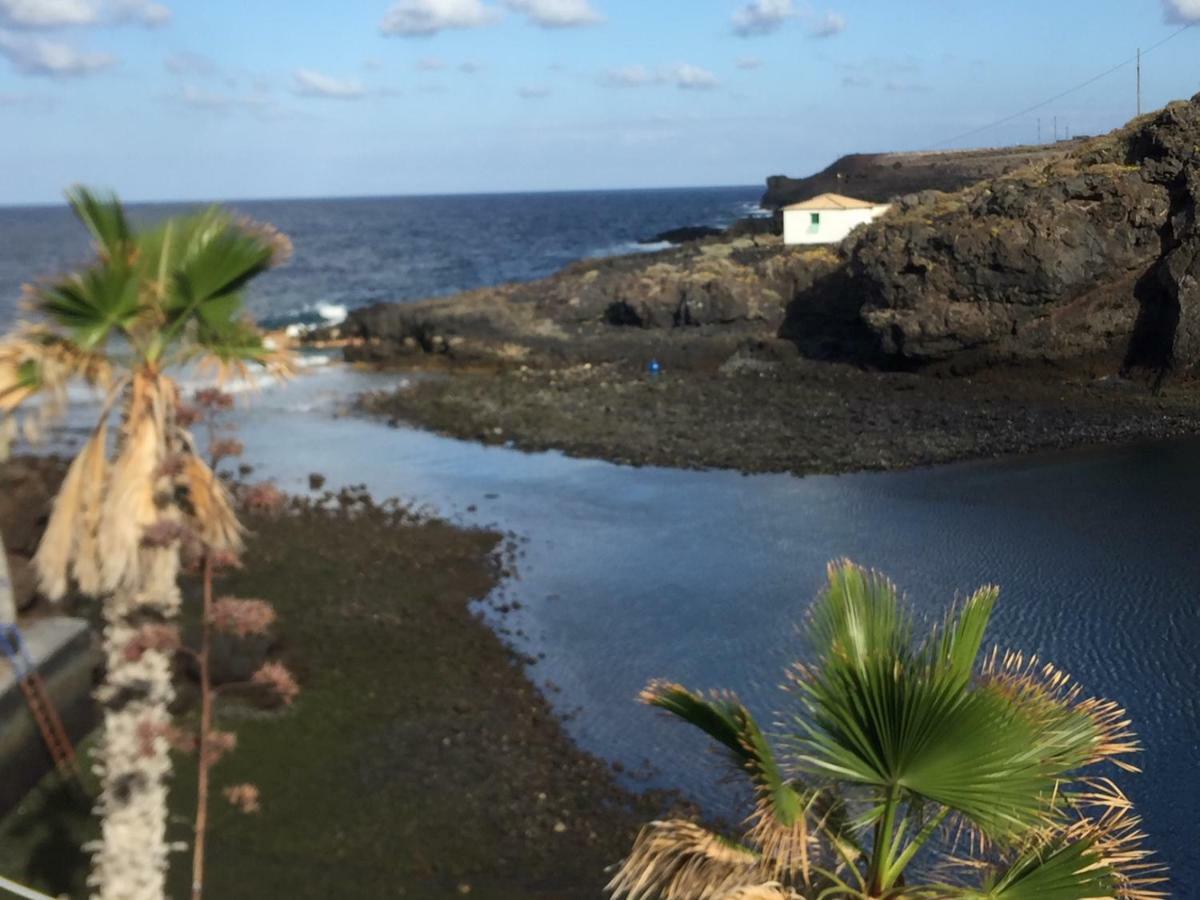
top-left (761, 140), bottom-right (1084, 209)
top-left (640, 225), bottom-right (724, 244)
top-left (780, 94), bottom-right (1200, 376)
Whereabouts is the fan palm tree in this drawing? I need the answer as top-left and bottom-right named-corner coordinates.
top-left (0, 187), bottom-right (291, 900)
top-left (608, 560), bottom-right (1164, 900)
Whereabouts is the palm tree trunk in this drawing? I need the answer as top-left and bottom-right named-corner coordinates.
top-left (90, 374), bottom-right (183, 900)
top-left (90, 563), bottom-right (181, 900)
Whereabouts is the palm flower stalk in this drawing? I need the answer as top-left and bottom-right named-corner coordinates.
top-left (608, 560), bottom-right (1165, 900)
top-left (0, 187), bottom-right (291, 900)
top-left (178, 391), bottom-right (297, 900)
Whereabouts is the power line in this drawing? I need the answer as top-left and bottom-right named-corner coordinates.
top-left (927, 23), bottom-right (1194, 150)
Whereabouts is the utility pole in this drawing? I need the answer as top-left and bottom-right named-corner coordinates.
top-left (1137, 47), bottom-right (1142, 116)
top-left (1054, 115), bottom-right (1058, 142)
top-left (1037, 118), bottom-right (1042, 143)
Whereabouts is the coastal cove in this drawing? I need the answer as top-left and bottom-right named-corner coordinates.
top-left (177, 364), bottom-right (1199, 887)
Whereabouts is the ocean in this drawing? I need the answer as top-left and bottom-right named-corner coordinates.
top-left (0, 186), bottom-right (764, 332)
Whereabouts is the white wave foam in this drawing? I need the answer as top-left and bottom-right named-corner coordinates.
top-left (318, 303), bottom-right (348, 325)
top-left (587, 240), bottom-right (673, 259)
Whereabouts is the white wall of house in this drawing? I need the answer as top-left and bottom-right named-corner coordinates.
top-left (783, 204), bottom-right (890, 246)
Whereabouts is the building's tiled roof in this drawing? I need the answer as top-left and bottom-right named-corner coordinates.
top-left (783, 193), bottom-right (880, 211)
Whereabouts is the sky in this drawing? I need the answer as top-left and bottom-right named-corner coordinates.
top-left (1, 0), bottom-right (1200, 204)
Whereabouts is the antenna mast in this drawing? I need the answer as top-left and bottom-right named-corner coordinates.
top-left (1137, 47), bottom-right (1142, 116)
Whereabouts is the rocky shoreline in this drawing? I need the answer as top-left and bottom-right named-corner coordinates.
top-left (0, 462), bottom-right (684, 899)
top-left (362, 362), bottom-right (1200, 476)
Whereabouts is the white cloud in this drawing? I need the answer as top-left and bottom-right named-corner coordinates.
top-left (1164, 0), bottom-right (1200, 21)
top-left (0, 28), bottom-right (114, 75)
top-left (603, 64), bottom-right (658, 87)
top-left (458, 59), bottom-right (483, 73)
top-left (505, 0), bottom-right (601, 27)
top-left (602, 63), bottom-right (718, 91)
top-left (110, 0), bottom-right (167, 26)
top-left (669, 63), bottom-right (718, 90)
top-left (292, 68), bottom-right (367, 99)
top-left (380, 0), bottom-right (499, 36)
top-left (0, 0), bottom-right (96, 27)
top-left (0, 0), bottom-right (169, 28)
top-left (517, 83), bottom-right (551, 98)
top-left (735, 56), bottom-right (762, 70)
top-left (168, 83), bottom-right (281, 120)
top-left (807, 10), bottom-right (844, 37)
top-left (731, 0), bottom-right (793, 36)
top-left (416, 56), bottom-right (445, 70)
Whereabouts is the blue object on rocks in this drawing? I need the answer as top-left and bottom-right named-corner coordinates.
top-left (648, 358), bottom-right (662, 375)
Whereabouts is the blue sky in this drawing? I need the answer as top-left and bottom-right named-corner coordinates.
top-left (1, 0), bottom-right (1199, 204)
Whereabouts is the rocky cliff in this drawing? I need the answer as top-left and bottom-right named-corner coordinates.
top-left (761, 142), bottom-right (1082, 209)
top-left (793, 95), bottom-right (1200, 375)
top-left (335, 235), bottom-right (840, 370)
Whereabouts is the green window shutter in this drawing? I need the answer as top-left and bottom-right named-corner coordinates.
top-left (811, 212), bottom-right (820, 226)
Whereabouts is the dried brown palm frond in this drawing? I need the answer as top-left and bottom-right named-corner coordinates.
top-left (71, 425), bottom-right (111, 597)
top-left (33, 426), bottom-right (107, 600)
top-left (182, 453), bottom-right (243, 555)
top-left (607, 820), bottom-right (768, 900)
top-left (714, 883), bottom-right (805, 900)
top-left (745, 792), bottom-right (818, 887)
top-left (98, 373), bottom-right (166, 593)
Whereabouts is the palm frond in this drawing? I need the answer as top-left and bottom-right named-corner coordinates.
top-left (97, 373), bottom-right (166, 593)
top-left (926, 585), bottom-right (999, 686)
top-left (66, 186), bottom-right (132, 262)
top-left (32, 427), bottom-right (105, 600)
top-left (190, 310), bottom-right (294, 381)
top-left (0, 341), bottom-right (45, 414)
top-left (807, 559), bottom-right (912, 668)
top-left (969, 805), bottom-right (1166, 900)
top-left (713, 884), bottom-right (804, 900)
top-left (980, 649), bottom-right (1141, 775)
top-left (790, 650), bottom-right (1061, 841)
top-left (182, 453), bottom-right (243, 555)
top-left (641, 681), bottom-right (822, 883)
top-left (606, 820), bottom-right (767, 900)
top-left (33, 262), bottom-right (140, 350)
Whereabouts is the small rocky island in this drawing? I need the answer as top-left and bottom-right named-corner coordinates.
top-left (320, 95), bottom-right (1200, 475)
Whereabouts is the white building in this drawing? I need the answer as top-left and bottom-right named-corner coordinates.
top-left (782, 193), bottom-right (891, 246)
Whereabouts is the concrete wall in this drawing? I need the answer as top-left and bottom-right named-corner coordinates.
top-left (0, 619), bottom-right (99, 816)
top-left (783, 204), bottom-right (890, 245)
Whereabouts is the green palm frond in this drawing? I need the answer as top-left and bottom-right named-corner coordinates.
top-left (980, 650), bottom-right (1141, 776)
top-left (66, 186), bottom-right (132, 262)
top-left (642, 682), bottom-right (805, 829)
top-left (790, 654), bottom-right (1056, 841)
top-left (961, 805), bottom-right (1166, 900)
top-left (925, 585), bottom-right (999, 686)
top-left (33, 262), bottom-right (140, 350)
top-left (641, 682), bottom-right (831, 884)
top-left (164, 219), bottom-right (277, 321)
top-left (808, 560), bottom-right (913, 669)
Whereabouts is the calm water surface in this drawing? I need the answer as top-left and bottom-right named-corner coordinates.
top-left (130, 364), bottom-right (1197, 887)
